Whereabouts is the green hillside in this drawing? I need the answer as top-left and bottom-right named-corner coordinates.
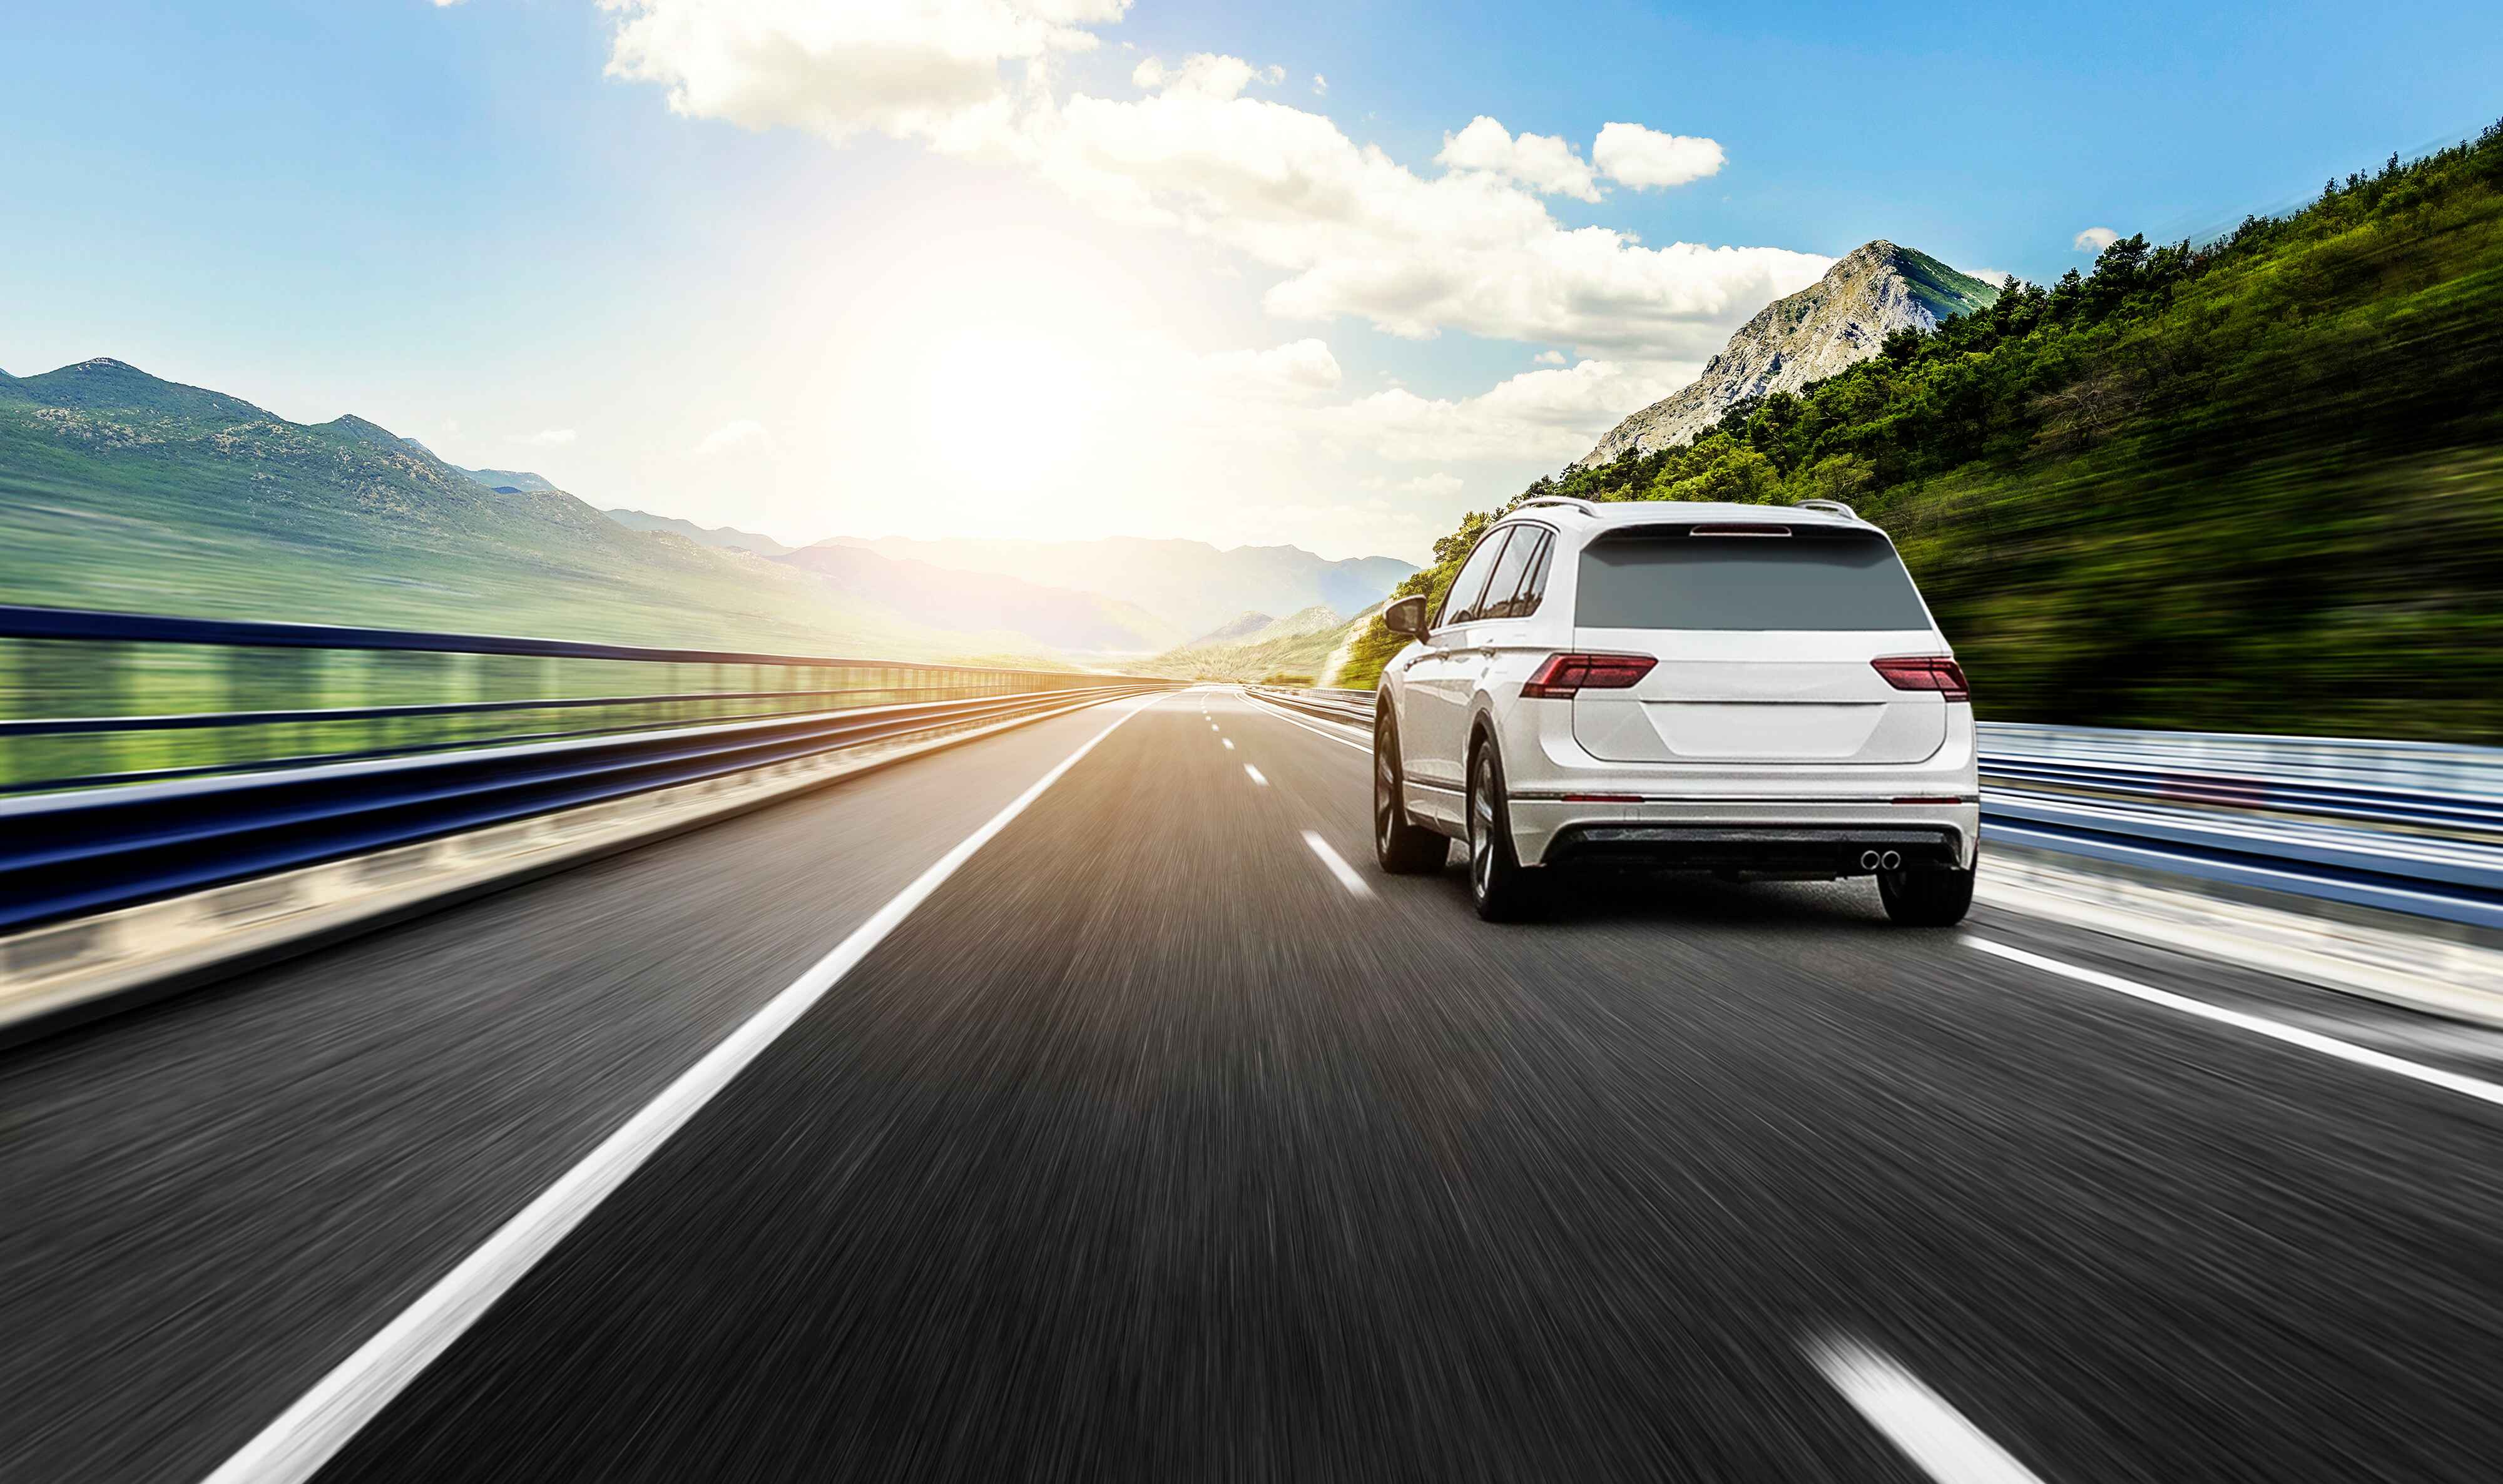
top-left (1139, 605), bottom-right (1369, 684)
top-left (1346, 121), bottom-right (2503, 741)
top-left (0, 358), bottom-right (1037, 661)
top-left (1891, 244), bottom-right (2001, 321)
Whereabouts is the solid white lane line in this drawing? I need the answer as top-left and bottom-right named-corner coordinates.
top-left (205, 694), bottom-right (1165, 1484)
top-left (1242, 693), bottom-right (1370, 753)
top-left (1244, 764), bottom-right (1268, 786)
top-left (1969, 937), bottom-right (2503, 1111)
top-left (1222, 738), bottom-right (1235, 750)
top-left (1302, 830), bottom-right (1373, 897)
top-left (1810, 1336), bottom-right (2045, 1484)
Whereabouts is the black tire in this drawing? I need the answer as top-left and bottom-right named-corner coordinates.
top-left (1879, 857), bottom-right (1976, 927)
top-left (1467, 738), bottom-right (1546, 922)
top-left (1374, 709), bottom-right (1446, 874)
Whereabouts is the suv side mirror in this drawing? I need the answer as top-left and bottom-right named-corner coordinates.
top-left (1382, 594), bottom-right (1429, 639)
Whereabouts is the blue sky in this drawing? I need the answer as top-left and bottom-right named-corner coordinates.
top-left (4, 1), bottom-right (2497, 559)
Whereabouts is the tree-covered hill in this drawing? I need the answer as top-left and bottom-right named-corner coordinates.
top-left (1343, 121), bottom-right (2503, 741)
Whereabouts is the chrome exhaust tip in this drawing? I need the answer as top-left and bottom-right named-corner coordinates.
top-left (1858, 850), bottom-right (1882, 872)
top-left (1879, 850), bottom-right (1902, 872)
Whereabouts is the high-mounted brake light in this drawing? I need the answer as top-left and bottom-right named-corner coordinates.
top-left (1521, 653), bottom-right (1656, 698)
top-left (1688, 525), bottom-right (1790, 537)
top-left (1872, 655), bottom-right (1970, 702)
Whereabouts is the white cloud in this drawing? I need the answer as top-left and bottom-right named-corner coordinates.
top-left (604, 9), bottom-right (1822, 357)
top-left (1435, 116), bottom-right (1599, 202)
top-left (602, 0), bottom-right (1130, 152)
top-left (1310, 73), bottom-right (1327, 97)
top-left (1191, 338), bottom-right (1342, 399)
top-left (1026, 71), bottom-right (1824, 350)
top-left (1359, 471), bottom-right (1464, 497)
top-left (1324, 358), bottom-right (1699, 463)
top-left (693, 418), bottom-right (773, 455)
top-left (516, 427), bottom-right (577, 446)
top-left (1534, 349), bottom-right (1565, 365)
top-left (2073, 225), bottom-right (2121, 252)
top-left (1592, 122), bottom-right (1724, 190)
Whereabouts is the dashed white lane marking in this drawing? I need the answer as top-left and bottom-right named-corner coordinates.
top-left (203, 694), bottom-right (1166, 1484)
top-left (1222, 738), bottom-right (1235, 750)
top-left (1969, 937), bottom-right (2503, 1111)
top-left (1302, 830), bottom-right (1374, 897)
top-left (1810, 1336), bottom-right (2046, 1483)
top-left (1243, 764), bottom-right (1268, 786)
top-left (1241, 693), bottom-right (1370, 753)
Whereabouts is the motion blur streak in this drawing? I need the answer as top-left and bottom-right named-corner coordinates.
top-left (10, 691), bottom-right (2503, 1481)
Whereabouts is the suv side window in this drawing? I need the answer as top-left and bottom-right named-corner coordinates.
top-left (1514, 532), bottom-right (1555, 616)
top-left (1434, 527), bottom-right (1515, 628)
top-left (1474, 527), bottom-right (1541, 621)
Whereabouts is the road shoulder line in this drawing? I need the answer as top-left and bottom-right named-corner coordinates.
top-left (1969, 935), bottom-right (2503, 1112)
top-left (201, 694), bottom-right (1165, 1484)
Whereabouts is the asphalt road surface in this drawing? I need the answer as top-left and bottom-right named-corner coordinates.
top-left (8, 688), bottom-right (2503, 1483)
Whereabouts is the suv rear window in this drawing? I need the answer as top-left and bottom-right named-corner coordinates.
top-left (1576, 527), bottom-right (1933, 631)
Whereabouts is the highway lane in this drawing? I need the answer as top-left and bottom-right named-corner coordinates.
top-left (11, 688), bottom-right (2503, 1480)
top-left (304, 690), bottom-right (2503, 1481)
top-left (0, 700), bottom-right (1170, 1484)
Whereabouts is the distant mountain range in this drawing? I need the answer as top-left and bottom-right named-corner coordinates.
top-left (459, 467), bottom-right (559, 494)
top-left (1581, 241), bottom-right (1998, 464)
top-left (1176, 606), bottom-right (1347, 650)
top-left (603, 507), bottom-right (793, 557)
top-left (0, 357), bottom-right (1413, 662)
top-left (775, 542), bottom-right (1184, 654)
top-left (1142, 603), bottom-right (1371, 684)
top-left (0, 358), bottom-right (1104, 659)
top-left (823, 536), bottom-right (1415, 638)
top-left (1183, 611), bottom-right (1282, 647)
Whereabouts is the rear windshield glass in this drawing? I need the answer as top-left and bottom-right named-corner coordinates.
top-left (1576, 528), bottom-right (1932, 631)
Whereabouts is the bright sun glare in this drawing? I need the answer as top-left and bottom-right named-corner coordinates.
top-left (917, 333), bottom-right (1093, 496)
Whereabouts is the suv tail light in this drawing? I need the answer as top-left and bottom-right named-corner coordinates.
top-left (1872, 655), bottom-right (1970, 702)
top-left (1521, 653), bottom-right (1656, 698)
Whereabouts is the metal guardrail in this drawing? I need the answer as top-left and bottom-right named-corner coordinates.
top-left (0, 684), bottom-right (1165, 937)
top-left (0, 604), bottom-right (1153, 795)
top-left (0, 606), bottom-right (1185, 936)
top-left (1245, 686), bottom-right (2503, 931)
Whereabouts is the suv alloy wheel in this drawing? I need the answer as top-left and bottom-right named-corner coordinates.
top-left (1467, 740), bottom-right (1544, 921)
top-left (1374, 710), bottom-right (1447, 874)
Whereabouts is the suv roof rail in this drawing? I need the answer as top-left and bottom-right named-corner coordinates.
top-left (1793, 499), bottom-right (1858, 519)
top-left (1514, 496), bottom-right (1598, 516)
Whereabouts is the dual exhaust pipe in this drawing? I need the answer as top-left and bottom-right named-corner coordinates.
top-left (1858, 850), bottom-right (1902, 872)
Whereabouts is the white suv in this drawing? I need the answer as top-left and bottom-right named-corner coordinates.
top-left (1371, 497), bottom-right (1979, 925)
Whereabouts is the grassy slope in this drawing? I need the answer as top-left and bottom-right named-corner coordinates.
top-left (1894, 246), bottom-right (1999, 320)
top-left (1345, 125), bottom-right (2503, 741)
top-left (0, 361), bottom-right (1048, 662)
top-left (1136, 606), bottom-right (1366, 684)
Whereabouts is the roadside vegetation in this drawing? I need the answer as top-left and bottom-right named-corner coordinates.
top-left (1136, 605), bottom-right (1367, 684)
top-left (1345, 120), bottom-right (2503, 741)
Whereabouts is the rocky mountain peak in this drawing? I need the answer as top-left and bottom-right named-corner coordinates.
top-left (1578, 240), bottom-right (1997, 465)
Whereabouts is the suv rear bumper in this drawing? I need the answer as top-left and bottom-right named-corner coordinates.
top-left (1495, 694), bottom-right (1979, 872)
top-left (1507, 797), bottom-right (1979, 873)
